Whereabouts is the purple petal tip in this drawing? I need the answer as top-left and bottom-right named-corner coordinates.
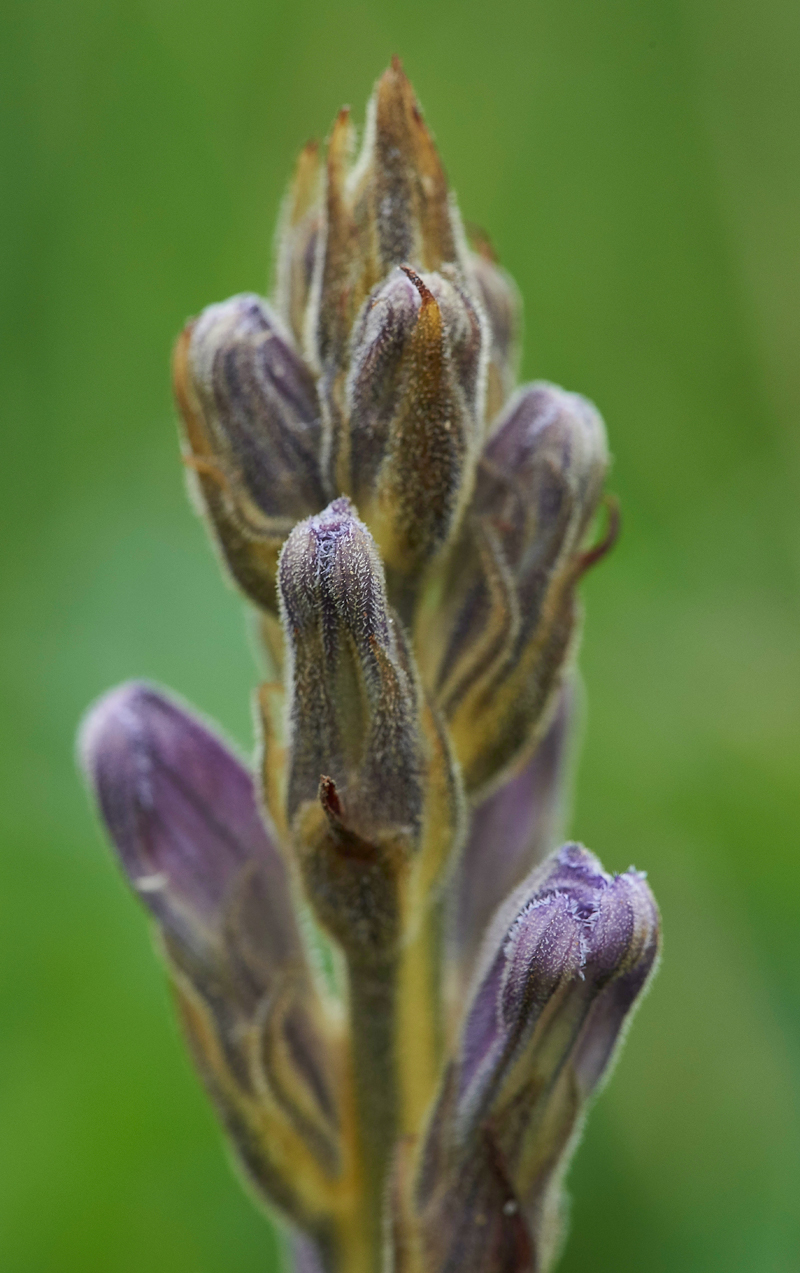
top-left (79, 681), bottom-right (281, 938)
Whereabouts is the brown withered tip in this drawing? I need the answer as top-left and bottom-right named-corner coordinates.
top-left (399, 264), bottom-right (438, 309)
top-left (318, 776), bottom-right (380, 861)
top-left (287, 140), bottom-right (322, 226)
top-left (383, 55), bottom-right (413, 92)
top-left (319, 775), bottom-right (343, 823)
top-left (327, 106), bottom-right (352, 152)
top-left (377, 56), bottom-right (428, 132)
top-left (293, 138), bottom-right (320, 170)
top-left (575, 493), bottom-right (621, 579)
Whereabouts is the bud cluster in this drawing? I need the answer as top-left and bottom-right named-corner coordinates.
top-left (80, 59), bottom-right (658, 1273)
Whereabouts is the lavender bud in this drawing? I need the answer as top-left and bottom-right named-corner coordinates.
top-left (277, 498), bottom-right (464, 960)
top-left (420, 381), bottom-right (609, 795)
top-left (412, 844), bottom-right (659, 1272)
top-left (173, 294), bottom-right (326, 613)
top-left (79, 682), bottom-right (297, 959)
top-left (279, 498), bottom-right (421, 829)
top-left (79, 683), bottom-right (341, 1226)
top-left (278, 498), bottom-right (422, 957)
top-left (345, 266), bottom-right (485, 605)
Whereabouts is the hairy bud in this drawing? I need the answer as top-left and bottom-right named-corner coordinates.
top-left (310, 57), bottom-right (465, 383)
top-left (173, 294), bottom-right (326, 613)
top-left (419, 382), bottom-right (610, 794)
top-left (79, 683), bottom-right (341, 1233)
top-left (345, 266), bottom-right (485, 604)
top-left (276, 498), bottom-right (462, 961)
top-left (280, 497), bottom-right (421, 832)
top-left (411, 844), bottom-right (659, 1273)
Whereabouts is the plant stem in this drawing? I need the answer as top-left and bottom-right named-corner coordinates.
top-left (340, 896), bottom-right (444, 1271)
top-left (396, 900), bottom-right (444, 1137)
top-left (346, 953), bottom-right (400, 1273)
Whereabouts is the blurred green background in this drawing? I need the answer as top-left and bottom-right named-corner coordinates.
top-left (2, 0), bottom-right (799, 1269)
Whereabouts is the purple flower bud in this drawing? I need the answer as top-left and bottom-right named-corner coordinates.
top-left (447, 688), bottom-right (573, 1006)
top-left (421, 381), bottom-right (609, 795)
top-left (173, 295), bottom-right (326, 613)
top-left (190, 296), bottom-right (324, 517)
top-left (278, 498), bottom-right (429, 958)
top-left (344, 266), bottom-right (485, 606)
top-left (279, 497), bottom-right (422, 834)
top-left (79, 681), bottom-right (299, 964)
top-left (412, 844), bottom-right (659, 1272)
top-left (79, 682), bottom-right (341, 1220)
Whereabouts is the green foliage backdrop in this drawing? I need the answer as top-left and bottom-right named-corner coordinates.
top-left (2, 1), bottom-right (799, 1269)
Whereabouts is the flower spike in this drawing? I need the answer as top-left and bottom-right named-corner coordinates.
top-left (82, 61), bottom-right (654, 1273)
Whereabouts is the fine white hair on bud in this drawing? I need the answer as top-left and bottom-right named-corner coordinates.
top-left (279, 496), bottom-right (422, 835)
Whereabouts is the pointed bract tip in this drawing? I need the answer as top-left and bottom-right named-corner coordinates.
top-left (380, 55), bottom-right (411, 93)
top-left (399, 264), bottom-right (438, 309)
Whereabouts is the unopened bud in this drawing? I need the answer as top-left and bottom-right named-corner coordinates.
top-left (278, 498), bottom-right (424, 957)
top-left (79, 682), bottom-right (299, 966)
top-left (79, 683), bottom-right (341, 1218)
top-left (420, 382), bottom-right (609, 794)
top-left (279, 497), bottom-right (422, 830)
top-left (277, 497), bottom-right (464, 960)
top-left (173, 294), bottom-right (326, 613)
top-left (345, 266), bottom-right (485, 605)
top-left (412, 844), bottom-right (659, 1272)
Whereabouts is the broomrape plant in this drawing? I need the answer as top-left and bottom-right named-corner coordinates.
top-left (79, 59), bottom-right (660, 1273)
